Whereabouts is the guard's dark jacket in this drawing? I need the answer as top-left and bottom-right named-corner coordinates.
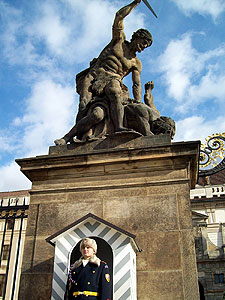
top-left (65, 256), bottom-right (111, 300)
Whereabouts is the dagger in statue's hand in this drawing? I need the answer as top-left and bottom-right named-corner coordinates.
top-left (142, 0), bottom-right (158, 18)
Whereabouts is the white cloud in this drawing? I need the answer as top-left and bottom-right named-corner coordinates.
top-left (1, 79), bottom-right (75, 163)
top-left (0, 1), bottom-right (57, 77)
top-left (62, 0), bottom-right (145, 62)
top-left (170, 0), bottom-right (225, 20)
top-left (157, 34), bottom-right (225, 113)
top-left (157, 34), bottom-right (200, 101)
top-left (0, 78), bottom-right (76, 191)
top-left (0, 2), bottom-right (22, 57)
top-left (174, 115), bottom-right (225, 142)
top-left (17, 79), bottom-right (75, 157)
top-left (72, 0), bottom-right (116, 59)
top-left (0, 162), bottom-right (31, 192)
top-left (0, 129), bottom-right (21, 160)
top-left (189, 70), bottom-right (225, 101)
top-left (0, 0), bottom-right (145, 73)
top-left (0, 134), bottom-right (13, 152)
top-left (34, 3), bottom-right (71, 56)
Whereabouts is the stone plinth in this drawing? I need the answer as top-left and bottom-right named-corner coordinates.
top-left (16, 135), bottom-right (200, 300)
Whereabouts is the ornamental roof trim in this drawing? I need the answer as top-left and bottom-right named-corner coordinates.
top-left (46, 213), bottom-right (140, 252)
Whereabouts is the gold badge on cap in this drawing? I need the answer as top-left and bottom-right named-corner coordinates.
top-left (105, 274), bottom-right (110, 282)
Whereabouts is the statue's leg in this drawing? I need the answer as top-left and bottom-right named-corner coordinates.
top-left (54, 124), bottom-right (78, 145)
top-left (54, 106), bottom-right (105, 145)
top-left (76, 74), bottom-right (94, 124)
top-left (76, 106), bottom-right (105, 137)
top-left (137, 116), bottom-right (153, 136)
top-left (134, 107), bottom-right (153, 135)
top-left (105, 79), bottom-right (130, 132)
top-left (125, 105), bottom-right (152, 136)
top-left (78, 74), bottom-right (94, 111)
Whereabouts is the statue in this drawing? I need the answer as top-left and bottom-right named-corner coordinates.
top-left (54, 0), bottom-right (175, 146)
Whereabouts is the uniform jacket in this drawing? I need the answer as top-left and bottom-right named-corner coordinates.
top-left (65, 256), bottom-right (111, 300)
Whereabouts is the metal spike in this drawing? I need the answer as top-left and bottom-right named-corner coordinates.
top-left (142, 0), bottom-right (158, 18)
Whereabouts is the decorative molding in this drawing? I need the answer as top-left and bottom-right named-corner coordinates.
top-left (199, 133), bottom-right (225, 176)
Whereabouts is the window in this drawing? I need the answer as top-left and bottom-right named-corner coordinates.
top-left (214, 273), bottom-right (224, 284)
top-left (6, 219), bottom-right (13, 230)
top-left (0, 274), bottom-right (5, 297)
top-left (2, 245), bottom-right (10, 261)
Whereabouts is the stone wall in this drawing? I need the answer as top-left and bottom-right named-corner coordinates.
top-left (16, 135), bottom-right (200, 300)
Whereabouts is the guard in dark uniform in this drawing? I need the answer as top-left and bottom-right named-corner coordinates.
top-left (65, 238), bottom-right (111, 300)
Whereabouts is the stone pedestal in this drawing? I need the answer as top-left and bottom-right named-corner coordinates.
top-left (16, 135), bottom-right (200, 300)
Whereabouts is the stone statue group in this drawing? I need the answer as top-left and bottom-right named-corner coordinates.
top-left (55, 0), bottom-right (175, 146)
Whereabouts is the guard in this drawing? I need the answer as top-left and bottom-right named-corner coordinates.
top-left (65, 238), bottom-right (111, 300)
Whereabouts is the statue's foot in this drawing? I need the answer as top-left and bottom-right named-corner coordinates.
top-left (54, 138), bottom-right (67, 146)
top-left (86, 135), bottom-right (99, 141)
top-left (115, 127), bottom-right (134, 132)
top-left (73, 137), bottom-right (84, 143)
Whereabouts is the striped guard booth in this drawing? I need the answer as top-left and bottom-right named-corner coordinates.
top-left (46, 213), bottom-right (140, 300)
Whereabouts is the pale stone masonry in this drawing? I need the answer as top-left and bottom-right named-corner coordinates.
top-left (191, 180), bottom-right (225, 300)
top-left (0, 190), bottom-right (29, 300)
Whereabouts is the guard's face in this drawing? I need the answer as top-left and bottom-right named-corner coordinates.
top-left (81, 245), bottom-right (95, 259)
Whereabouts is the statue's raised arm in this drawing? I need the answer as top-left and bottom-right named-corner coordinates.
top-left (112, 0), bottom-right (141, 41)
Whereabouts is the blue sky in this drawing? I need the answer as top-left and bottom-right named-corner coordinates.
top-left (0, 0), bottom-right (225, 191)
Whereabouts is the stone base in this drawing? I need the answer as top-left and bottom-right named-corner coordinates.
top-left (16, 135), bottom-right (200, 300)
top-left (49, 132), bottom-right (171, 155)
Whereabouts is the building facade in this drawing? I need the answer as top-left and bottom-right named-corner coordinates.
top-left (191, 170), bottom-right (225, 300)
top-left (0, 190), bottom-right (29, 300)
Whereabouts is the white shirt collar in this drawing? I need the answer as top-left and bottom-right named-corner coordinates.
top-left (82, 259), bottom-right (89, 266)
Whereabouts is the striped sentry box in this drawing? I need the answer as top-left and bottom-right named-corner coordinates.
top-left (46, 213), bottom-right (139, 300)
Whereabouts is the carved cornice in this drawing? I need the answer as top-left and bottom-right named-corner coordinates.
top-left (199, 133), bottom-right (225, 176)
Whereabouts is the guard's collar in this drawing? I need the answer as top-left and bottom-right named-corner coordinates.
top-left (72, 255), bottom-right (101, 269)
